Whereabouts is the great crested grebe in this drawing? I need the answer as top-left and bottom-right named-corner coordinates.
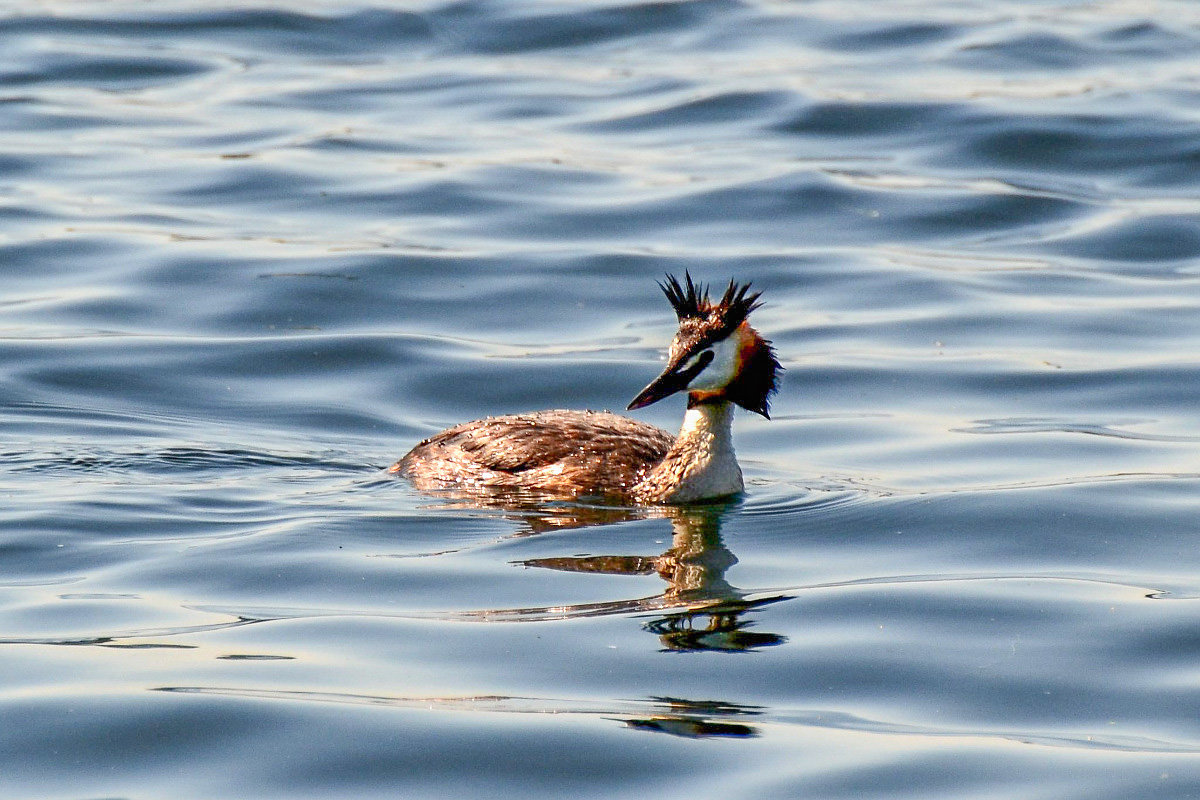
top-left (390, 274), bottom-right (780, 504)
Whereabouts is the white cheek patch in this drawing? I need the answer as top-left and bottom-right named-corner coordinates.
top-left (686, 334), bottom-right (740, 391)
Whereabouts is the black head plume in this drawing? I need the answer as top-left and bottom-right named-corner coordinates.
top-left (714, 277), bottom-right (764, 334)
top-left (660, 272), bottom-right (763, 335)
top-left (659, 272), bottom-right (706, 320)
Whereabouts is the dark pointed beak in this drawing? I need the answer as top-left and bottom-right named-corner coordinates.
top-left (627, 367), bottom-right (688, 411)
top-left (628, 349), bottom-right (715, 411)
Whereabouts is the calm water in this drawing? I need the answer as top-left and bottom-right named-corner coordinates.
top-left (3, 1), bottom-right (1200, 797)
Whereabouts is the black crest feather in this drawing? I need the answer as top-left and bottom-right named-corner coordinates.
top-left (659, 272), bottom-right (705, 319)
top-left (660, 271), bottom-right (763, 334)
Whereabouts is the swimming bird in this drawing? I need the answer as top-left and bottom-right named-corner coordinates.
top-left (390, 274), bottom-right (780, 503)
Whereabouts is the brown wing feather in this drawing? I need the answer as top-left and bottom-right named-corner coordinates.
top-left (394, 410), bottom-right (675, 497)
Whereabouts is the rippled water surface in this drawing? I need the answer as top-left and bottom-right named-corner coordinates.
top-left (4, 1), bottom-right (1200, 797)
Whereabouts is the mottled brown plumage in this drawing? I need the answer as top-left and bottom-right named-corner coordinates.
top-left (394, 409), bottom-right (674, 498)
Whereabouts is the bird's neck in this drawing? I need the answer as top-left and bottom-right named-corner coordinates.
top-left (634, 401), bottom-right (743, 503)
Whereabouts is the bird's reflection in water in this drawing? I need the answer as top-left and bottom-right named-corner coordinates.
top-left (514, 503), bottom-right (784, 738)
top-left (618, 697), bottom-right (762, 739)
top-left (411, 490), bottom-right (788, 738)
top-left (516, 501), bottom-right (788, 654)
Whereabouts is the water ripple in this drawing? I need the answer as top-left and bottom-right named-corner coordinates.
top-left (958, 417), bottom-right (1200, 443)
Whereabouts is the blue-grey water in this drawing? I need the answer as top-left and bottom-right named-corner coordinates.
top-left (3, 1), bottom-right (1200, 797)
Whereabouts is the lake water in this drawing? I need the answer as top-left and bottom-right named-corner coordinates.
top-left (3, 1), bottom-right (1200, 797)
